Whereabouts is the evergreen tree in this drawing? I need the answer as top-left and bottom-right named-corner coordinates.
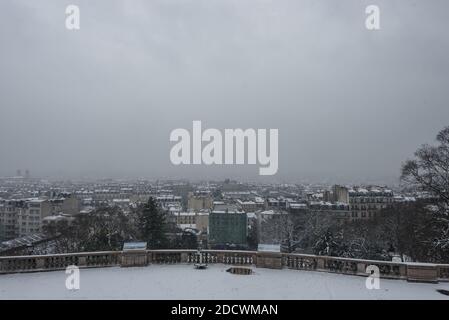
top-left (137, 197), bottom-right (167, 249)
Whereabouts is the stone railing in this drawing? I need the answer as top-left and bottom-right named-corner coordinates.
top-left (1, 249), bottom-right (448, 283)
top-left (148, 249), bottom-right (256, 265)
top-left (0, 251), bottom-right (121, 274)
top-left (437, 264), bottom-right (449, 280)
top-left (283, 253), bottom-right (406, 279)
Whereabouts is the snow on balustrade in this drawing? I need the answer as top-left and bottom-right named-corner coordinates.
top-left (1, 250), bottom-right (448, 284)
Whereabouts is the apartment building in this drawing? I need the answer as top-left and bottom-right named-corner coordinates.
top-left (0, 200), bottom-right (21, 240)
top-left (17, 199), bottom-right (52, 237)
top-left (48, 193), bottom-right (81, 216)
top-left (308, 201), bottom-right (351, 222)
top-left (320, 185), bottom-right (392, 221)
top-left (348, 187), bottom-right (394, 220)
top-left (174, 211), bottom-right (209, 233)
top-left (187, 192), bottom-right (213, 212)
top-left (155, 195), bottom-right (182, 209)
top-left (236, 197), bottom-right (265, 213)
top-left (176, 212), bottom-right (196, 225)
top-left (0, 196), bottom-right (79, 240)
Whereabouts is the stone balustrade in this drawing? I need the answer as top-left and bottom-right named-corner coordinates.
top-left (437, 264), bottom-right (449, 280)
top-left (0, 251), bottom-right (121, 273)
top-left (283, 253), bottom-right (407, 279)
top-left (148, 249), bottom-right (256, 265)
top-left (0, 249), bottom-right (448, 283)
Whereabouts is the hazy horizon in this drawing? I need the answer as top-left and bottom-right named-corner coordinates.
top-left (1, 0), bottom-right (448, 183)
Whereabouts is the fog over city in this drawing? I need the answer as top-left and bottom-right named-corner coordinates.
top-left (1, 0), bottom-right (448, 183)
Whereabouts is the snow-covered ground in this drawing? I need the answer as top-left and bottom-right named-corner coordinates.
top-left (1, 264), bottom-right (448, 300)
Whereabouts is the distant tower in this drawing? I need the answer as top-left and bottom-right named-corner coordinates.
top-left (16, 169), bottom-right (22, 177)
top-left (25, 169), bottom-right (30, 179)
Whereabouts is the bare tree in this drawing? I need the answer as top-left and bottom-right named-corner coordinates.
top-left (401, 126), bottom-right (449, 210)
top-left (401, 126), bottom-right (449, 257)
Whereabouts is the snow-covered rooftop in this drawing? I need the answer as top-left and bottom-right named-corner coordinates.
top-left (1, 264), bottom-right (448, 300)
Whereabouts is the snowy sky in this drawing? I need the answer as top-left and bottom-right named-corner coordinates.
top-left (0, 0), bottom-right (448, 183)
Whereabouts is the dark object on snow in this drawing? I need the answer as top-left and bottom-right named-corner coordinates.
top-left (437, 289), bottom-right (449, 296)
top-left (226, 266), bottom-right (252, 275)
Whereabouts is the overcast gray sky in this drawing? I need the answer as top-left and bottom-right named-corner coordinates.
top-left (0, 0), bottom-right (448, 183)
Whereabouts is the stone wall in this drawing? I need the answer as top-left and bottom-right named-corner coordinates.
top-left (0, 249), bottom-right (448, 283)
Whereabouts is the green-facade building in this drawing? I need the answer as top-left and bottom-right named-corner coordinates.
top-left (209, 210), bottom-right (247, 246)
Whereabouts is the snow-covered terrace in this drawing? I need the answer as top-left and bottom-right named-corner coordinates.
top-left (1, 264), bottom-right (449, 299)
top-left (1, 250), bottom-right (449, 299)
